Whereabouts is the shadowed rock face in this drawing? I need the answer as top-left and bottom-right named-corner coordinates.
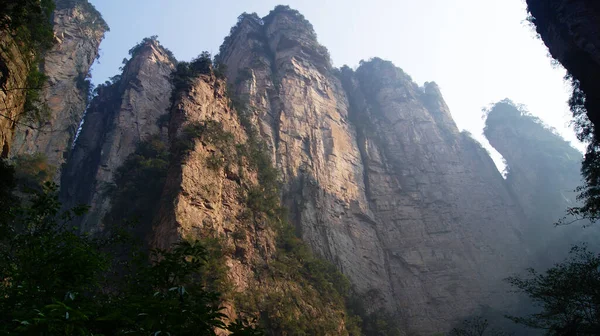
top-left (61, 40), bottom-right (175, 233)
top-left (484, 101), bottom-right (600, 265)
top-left (526, 0), bottom-right (600, 133)
top-left (11, 0), bottom-right (107, 174)
top-left (218, 8), bottom-right (527, 334)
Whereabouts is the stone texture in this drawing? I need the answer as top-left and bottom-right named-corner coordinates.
top-left (484, 101), bottom-right (600, 265)
top-left (150, 73), bottom-right (355, 334)
top-left (219, 8), bottom-right (527, 334)
top-left (11, 0), bottom-right (107, 174)
top-left (526, 0), bottom-right (600, 134)
top-left (49, 5), bottom-right (596, 334)
top-left (0, 32), bottom-right (30, 157)
top-left (220, 9), bottom-right (396, 312)
top-left (61, 40), bottom-right (175, 233)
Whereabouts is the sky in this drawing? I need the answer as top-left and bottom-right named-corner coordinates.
top-left (88, 0), bottom-right (580, 170)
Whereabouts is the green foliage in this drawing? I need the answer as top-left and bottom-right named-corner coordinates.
top-left (75, 71), bottom-right (94, 105)
top-left (11, 153), bottom-right (56, 191)
top-left (1, 0), bottom-right (57, 126)
top-left (175, 120), bottom-right (237, 172)
top-left (263, 6), bottom-right (316, 39)
top-left (0, 183), bottom-right (110, 335)
top-left (216, 12), bottom-right (262, 61)
top-left (22, 66), bottom-right (51, 125)
top-left (346, 295), bottom-right (402, 336)
top-left (448, 317), bottom-right (510, 336)
top-left (157, 113), bottom-right (171, 128)
top-left (54, 0), bottom-right (109, 32)
top-left (105, 135), bottom-right (169, 234)
top-left (214, 61), bottom-right (228, 79)
top-left (560, 76), bottom-right (600, 226)
top-left (127, 36), bottom-right (175, 64)
top-left (170, 51), bottom-right (217, 104)
top-left (0, 159), bottom-right (16, 210)
top-left (506, 245), bottom-right (600, 335)
top-left (128, 35), bottom-right (158, 56)
top-left (232, 216), bottom-right (364, 335)
top-left (0, 179), bottom-right (261, 335)
top-left (1, 0), bottom-right (56, 54)
top-left (224, 93), bottom-right (365, 335)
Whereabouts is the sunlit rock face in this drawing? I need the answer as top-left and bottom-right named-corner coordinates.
top-left (0, 32), bottom-right (29, 157)
top-left (60, 40), bottom-right (175, 233)
top-left (12, 0), bottom-right (107, 175)
top-left (526, 0), bottom-right (600, 132)
top-left (219, 7), bottom-right (527, 334)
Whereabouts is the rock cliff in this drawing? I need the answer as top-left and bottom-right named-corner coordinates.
top-left (50, 5), bottom-right (595, 335)
top-left (61, 39), bottom-right (175, 233)
top-left (484, 100), bottom-right (599, 264)
top-left (0, 32), bottom-right (29, 157)
top-left (526, 0), bottom-right (600, 135)
top-left (218, 7), bottom-right (527, 334)
top-left (145, 66), bottom-right (360, 335)
top-left (11, 0), bottom-right (107, 174)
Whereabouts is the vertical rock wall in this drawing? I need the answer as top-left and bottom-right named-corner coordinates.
top-left (61, 40), bottom-right (175, 233)
top-left (0, 32), bottom-right (30, 157)
top-left (484, 101), bottom-right (598, 264)
top-left (526, 0), bottom-right (600, 132)
top-left (219, 7), bottom-right (527, 334)
top-left (11, 0), bottom-right (107, 172)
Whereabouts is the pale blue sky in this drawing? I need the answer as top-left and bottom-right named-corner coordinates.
top-left (89, 0), bottom-right (577, 166)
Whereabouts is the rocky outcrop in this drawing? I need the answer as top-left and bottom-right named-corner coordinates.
top-left (484, 100), bottom-right (598, 264)
top-left (150, 70), bottom-right (359, 335)
top-left (342, 61), bottom-right (527, 334)
top-left (50, 4), bottom-right (596, 335)
top-left (526, 0), bottom-right (600, 134)
top-left (0, 32), bottom-right (30, 157)
top-left (11, 0), bottom-right (107, 173)
top-left (218, 7), bottom-right (527, 334)
top-left (61, 40), bottom-right (175, 233)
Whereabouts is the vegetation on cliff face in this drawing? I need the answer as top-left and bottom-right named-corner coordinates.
top-left (0, 0), bottom-right (54, 126)
top-left (0, 164), bottom-right (260, 335)
top-left (1, 0), bottom-right (56, 53)
top-left (227, 98), bottom-right (365, 336)
top-left (1, 0), bottom-right (106, 130)
top-left (83, 49), bottom-right (365, 334)
top-left (483, 100), bottom-right (582, 222)
top-left (103, 135), bottom-right (170, 237)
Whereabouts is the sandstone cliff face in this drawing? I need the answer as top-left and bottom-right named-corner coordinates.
top-left (0, 32), bottom-right (30, 157)
top-left (11, 0), bottom-right (107, 173)
top-left (150, 71), bottom-right (358, 335)
top-left (220, 9), bottom-right (396, 314)
top-left (61, 40), bottom-right (175, 233)
top-left (218, 7), bottom-right (527, 334)
top-left (48, 5), bottom-right (589, 334)
top-left (526, 0), bottom-right (600, 132)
